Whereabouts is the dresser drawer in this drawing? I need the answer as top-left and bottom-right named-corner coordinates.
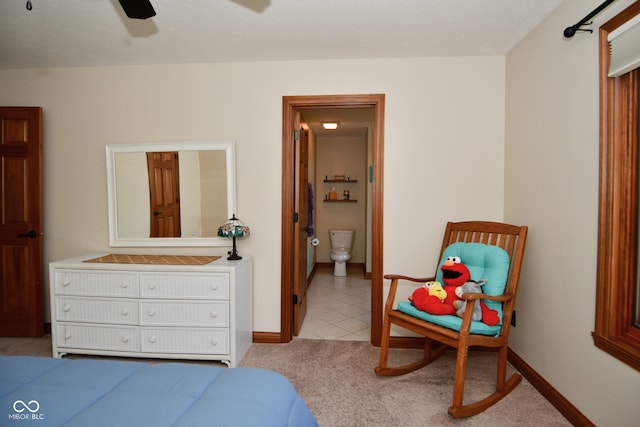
top-left (55, 297), bottom-right (138, 325)
top-left (140, 272), bottom-right (229, 299)
top-left (140, 328), bottom-right (229, 355)
top-left (140, 301), bottom-right (228, 327)
top-left (54, 270), bottom-right (138, 298)
top-left (56, 323), bottom-right (139, 352)
top-left (50, 255), bottom-right (251, 365)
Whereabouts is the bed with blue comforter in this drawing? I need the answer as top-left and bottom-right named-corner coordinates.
top-left (0, 356), bottom-right (317, 427)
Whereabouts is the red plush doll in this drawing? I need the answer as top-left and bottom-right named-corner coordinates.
top-left (409, 256), bottom-right (499, 325)
top-left (410, 256), bottom-right (467, 315)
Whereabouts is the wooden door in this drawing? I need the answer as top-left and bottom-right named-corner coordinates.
top-left (147, 152), bottom-right (181, 237)
top-left (0, 107), bottom-right (44, 336)
top-left (293, 113), bottom-right (309, 335)
top-left (280, 94), bottom-right (384, 345)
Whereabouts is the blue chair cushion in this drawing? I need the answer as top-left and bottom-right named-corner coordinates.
top-left (397, 242), bottom-right (510, 337)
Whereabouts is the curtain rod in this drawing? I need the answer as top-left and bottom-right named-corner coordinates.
top-left (564, 0), bottom-right (616, 38)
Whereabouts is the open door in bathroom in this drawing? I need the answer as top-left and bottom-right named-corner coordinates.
top-left (293, 111), bottom-right (309, 336)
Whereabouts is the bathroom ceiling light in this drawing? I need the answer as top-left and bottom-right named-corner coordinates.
top-left (322, 122), bottom-right (338, 130)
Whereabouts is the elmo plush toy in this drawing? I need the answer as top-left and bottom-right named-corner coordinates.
top-left (409, 256), bottom-right (499, 325)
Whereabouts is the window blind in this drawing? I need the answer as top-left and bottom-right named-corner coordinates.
top-left (607, 12), bottom-right (640, 77)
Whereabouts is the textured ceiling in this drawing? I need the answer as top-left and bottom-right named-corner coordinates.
top-left (0, 0), bottom-right (564, 69)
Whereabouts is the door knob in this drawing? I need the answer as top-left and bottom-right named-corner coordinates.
top-left (18, 230), bottom-right (37, 238)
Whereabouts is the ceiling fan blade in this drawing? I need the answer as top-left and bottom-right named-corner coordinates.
top-left (118, 0), bottom-right (156, 20)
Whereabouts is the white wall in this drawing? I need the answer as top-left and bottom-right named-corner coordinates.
top-left (506, 0), bottom-right (639, 425)
top-left (315, 135), bottom-right (367, 264)
top-left (0, 56), bottom-right (506, 334)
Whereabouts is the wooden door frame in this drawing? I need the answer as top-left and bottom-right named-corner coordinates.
top-left (280, 94), bottom-right (385, 345)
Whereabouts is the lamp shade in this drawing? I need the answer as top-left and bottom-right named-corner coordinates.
top-left (217, 214), bottom-right (249, 260)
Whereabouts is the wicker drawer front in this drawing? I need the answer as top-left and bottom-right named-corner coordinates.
top-left (55, 297), bottom-right (138, 325)
top-left (140, 301), bottom-right (228, 327)
top-left (56, 323), bottom-right (139, 352)
top-left (140, 328), bottom-right (229, 354)
top-left (55, 270), bottom-right (138, 297)
top-left (50, 255), bottom-right (252, 366)
top-left (140, 272), bottom-right (229, 299)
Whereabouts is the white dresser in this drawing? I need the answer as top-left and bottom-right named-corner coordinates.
top-left (49, 254), bottom-right (252, 367)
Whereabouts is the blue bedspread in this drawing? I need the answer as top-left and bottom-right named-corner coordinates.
top-left (0, 356), bottom-right (317, 427)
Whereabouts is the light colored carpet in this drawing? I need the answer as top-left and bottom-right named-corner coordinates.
top-left (239, 339), bottom-right (571, 427)
top-left (0, 336), bottom-right (570, 426)
top-left (0, 335), bottom-right (53, 357)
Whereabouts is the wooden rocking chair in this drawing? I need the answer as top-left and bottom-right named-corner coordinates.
top-left (375, 221), bottom-right (528, 418)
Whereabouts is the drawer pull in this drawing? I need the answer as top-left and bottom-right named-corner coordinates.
top-left (148, 283), bottom-right (157, 290)
top-left (121, 308), bottom-right (129, 316)
top-left (62, 279), bottom-right (71, 287)
top-left (63, 304), bottom-right (71, 312)
top-left (211, 285), bottom-right (218, 291)
top-left (149, 336), bottom-right (157, 343)
top-left (148, 310), bottom-right (156, 317)
top-left (211, 339), bottom-right (218, 346)
top-left (122, 336), bottom-right (129, 343)
top-left (121, 281), bottom-right (129, 289)
top-left (64, 332), bottom-right (71, 340)
top-left (210, 312), bottom-right (218, 318)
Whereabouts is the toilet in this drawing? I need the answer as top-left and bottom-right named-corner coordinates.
top-left (329, 229), bottom-right (355, 277)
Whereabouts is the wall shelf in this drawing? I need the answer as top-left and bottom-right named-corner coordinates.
top-left (323, 176), bottom-right (357, 202)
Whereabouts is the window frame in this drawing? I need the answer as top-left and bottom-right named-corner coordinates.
top-left (594, 1), bottom-right (640, 372)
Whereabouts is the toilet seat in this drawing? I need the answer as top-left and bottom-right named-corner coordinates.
top-left (330, 251), bottom-right (351, 262)
top-left (330, 251), bottom-right (351, 276)
top-left (328, 229), bottom-right (355, 277)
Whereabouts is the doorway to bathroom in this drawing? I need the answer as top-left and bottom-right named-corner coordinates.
top-left (297, 265), bottom-right (372, 340)
top-left (281, 94), bottom-right (385, 345)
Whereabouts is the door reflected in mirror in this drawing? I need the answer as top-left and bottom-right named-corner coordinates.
top-left (106, 141), bottom-right (236, 247)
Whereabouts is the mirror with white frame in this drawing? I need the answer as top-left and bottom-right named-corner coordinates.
top-left (106, 141), bottom-right (236, 247)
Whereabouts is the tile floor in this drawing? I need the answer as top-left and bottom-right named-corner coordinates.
top-left (296, 265), bottom-right (371, 341)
